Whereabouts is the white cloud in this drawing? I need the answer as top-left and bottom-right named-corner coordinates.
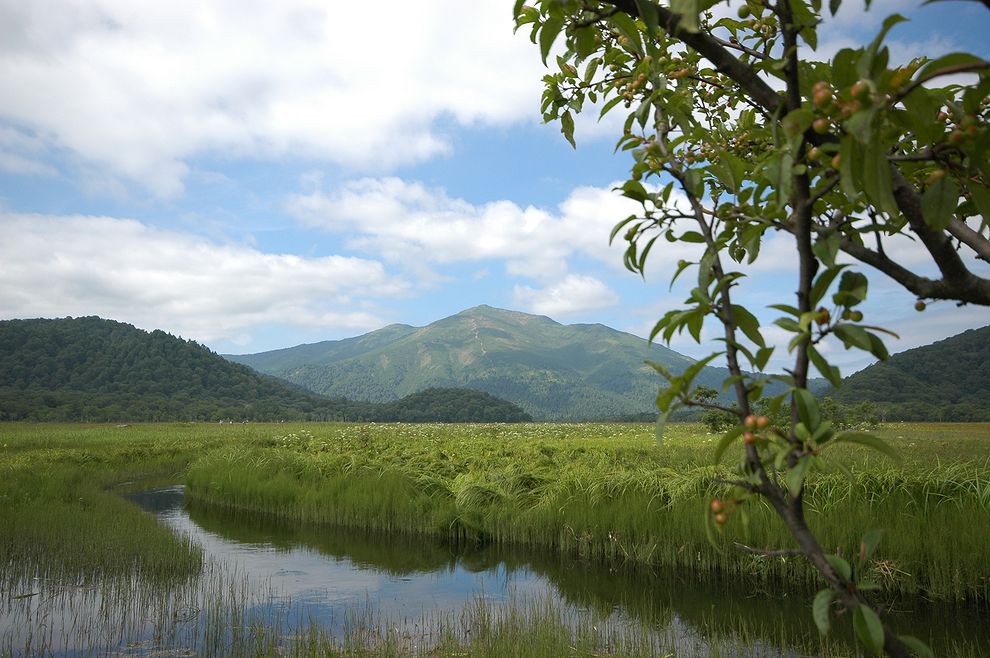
top-left (513, 274), bottom-right (619, 316)
top-left (0, 212), bottom-right (408, 342)
top-left (286, 177), bottom-right (644, 282)
top-left (0, 1), bottom-right (546, 196)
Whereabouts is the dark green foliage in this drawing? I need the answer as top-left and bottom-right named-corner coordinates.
top-left (832, 326), bottom-right (990, 421)
top-left (370, 387), bottom-right (531, 423)
top-left (0, 317), bottom-right (530, 423)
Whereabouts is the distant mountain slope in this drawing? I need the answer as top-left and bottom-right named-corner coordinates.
top-left (0, 317), bottom-right (530, 423)
top-left (832, 325), bottom-right (990, 421)
top-left (227, 305), bottom-right (743, 420)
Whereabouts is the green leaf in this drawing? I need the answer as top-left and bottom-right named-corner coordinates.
top-left (832, 48), bottom-right (858, 88)
top-left (969, 183), bottom-right (990, 221)
top-left (633, 0), bottom-right (660, 35)
top-left (808, 346), bottom-right (842, 388)
top-left (812, 233), bottom-right (841, 268)
top-left (655, 407), bottom-right (672, 446)
top-left (610, 11), bottom-right (643, 53)
top-left (770, 303), bottom-right (802, 318)
top-left (560, 110), bottom-right (576, 148)
top-left (863, 135), bottom-right (899, 216)
top-left (898, 635), bottom-right (936, 658)
top-left (838, 135), bottom-right (860, 200)
top-left (813, 589), bottom-right (835, 634)
top-left (670, 0), bottom-right (701, 33)
top-left (786, 455), bottom-right (811, 497)
top-left (539, 17), bottom-right (565, 66)
top-left (834, 323), bottom-right (873, 351)
top-left (866, 331), bottom-right (889, 361)
top-left (731, 305), bottom-right (765, 348)
top-left (794, 388), bottom-right (821, 430)
top-left (827, 553), bottom-right (852, 581)
top-left (916, 52), bottom-right (984, 84)
top-left (835, 431), bottom-right (902, 462)
top-left (714, 425), bottom-right (744, 463)
top-left (574, 27), bottom-right (598, 59)
top-left (859, 529), bottom-right (883, 565)
top-left (901, 88), bottom-right (941, 144)
top-left (921, 176), bottom-right (959, 230)
top-left (810, 265), bottom-right (846, 306)
top-left (620, 179), bottom-right (649, 202)
top-left (853, 604), bottom-right (885, 655)
top-left (782, 108), bottom-right (814, 141)
top-left (833, 271), bottom-right (868, 307)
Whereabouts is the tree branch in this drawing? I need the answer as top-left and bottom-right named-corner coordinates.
top-left (602, 0), bottom-right (782, 114)
top-left (947, 217), bottom-right (990, 264)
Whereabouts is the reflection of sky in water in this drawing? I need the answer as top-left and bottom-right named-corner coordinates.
top-left (140, 487), bottom-right (553, 631)
top-left (4, 487), bottom-right (982, 656)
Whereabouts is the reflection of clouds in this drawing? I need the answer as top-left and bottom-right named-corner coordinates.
top-left (153, 491), bottom-right (551, 624)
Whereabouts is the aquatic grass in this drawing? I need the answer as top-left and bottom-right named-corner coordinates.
top-left (2, 421), bottom-right (989, 656)
top-left (183, 422), bottom-right (990, 604)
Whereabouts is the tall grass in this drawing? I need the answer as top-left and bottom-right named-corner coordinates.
top-left (184, 422), bottom-right (990, 604)
top-left (2, 421), bottom-right (988, 656)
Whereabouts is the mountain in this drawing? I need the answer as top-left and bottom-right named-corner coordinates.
top-left (0, 317), bottom-right (530, 423)
top-left (831, 325), bottom-right (990, 421)
top-left (227, 305), bottom-right (742, 420)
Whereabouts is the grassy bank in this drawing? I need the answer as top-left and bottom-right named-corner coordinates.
top-left (184, 422), bottom-right (990, 604)
top-left (2, 421), bottom-right (988, 656)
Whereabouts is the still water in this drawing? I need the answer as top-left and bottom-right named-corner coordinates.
top-left (3, 486), bottom-right (986, 656)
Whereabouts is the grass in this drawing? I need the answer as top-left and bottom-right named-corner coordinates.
top-left (1, 421), bottom-right (988, 657)
top-left (183, 422), bottom-right (990, 605)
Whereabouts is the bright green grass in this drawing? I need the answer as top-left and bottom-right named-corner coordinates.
top-left (2, 421), bottom-right (989, 657)
top-left (177, 421), bottom-right (990, 604)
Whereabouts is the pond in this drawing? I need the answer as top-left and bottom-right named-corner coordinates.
top-left (2, 486), bottom-right (985, 656)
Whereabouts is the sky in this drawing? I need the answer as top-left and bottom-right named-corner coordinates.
top-left (0, 0), bottom-right (988, 377)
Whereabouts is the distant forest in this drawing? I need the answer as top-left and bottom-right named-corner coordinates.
top-left (0, 318), bottom-right (530, 423)
top-left (832, 325), bottom-right (990, 422)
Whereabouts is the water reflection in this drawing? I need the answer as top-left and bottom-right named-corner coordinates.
top-left (5, 486), bottom-right (979, 656)
top-left (166, 487), bottom-right (988, 656)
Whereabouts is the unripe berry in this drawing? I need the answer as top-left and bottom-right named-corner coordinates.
top-left (851, 79), bottom-right (872, 101)
top-left (812, 118), bottom-right (830, 135)
top-left (756, 415), bottom-right (770, 429)
top-left (743, 431), bottom-right (757, 445)
top-left (744, 415), bottom-right (757, 429)
top-left (915, 300), bottom-right (927, 312)
top-left (714, 512), bottom-right (729, 525)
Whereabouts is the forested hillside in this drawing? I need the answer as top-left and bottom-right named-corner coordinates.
top-left (0, 317), bottom-right (530, 423)
top-left (833, 325), bottom-right (990, 421)
top-left (228, 305), bottom-right (753, 419)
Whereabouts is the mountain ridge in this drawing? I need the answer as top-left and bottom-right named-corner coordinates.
top-left (226, 305), bottom-right (722, 420)
top-left (831, 324), bottom-right (990, 421)
top-left (0, 316), bottom-right (530, 423)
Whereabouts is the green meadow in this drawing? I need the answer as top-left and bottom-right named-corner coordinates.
top-left (1, 421), bottom-right (988, 656)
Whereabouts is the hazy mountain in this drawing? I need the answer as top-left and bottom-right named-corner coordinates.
top-left (0, 317), bottom-right (530, 423)
top-left (227, 305), bottom-right (742, 420)
top-left (831, 325), bottom-right (990, 421)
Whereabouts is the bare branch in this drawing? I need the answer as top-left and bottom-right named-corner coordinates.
top-left (947, 218), bottom-right (990, 264)
top-left (892, 60), bottom-right (990, 105)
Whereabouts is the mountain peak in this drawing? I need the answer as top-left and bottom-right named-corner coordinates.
top-left (454, 305), bottom-right (559, 326)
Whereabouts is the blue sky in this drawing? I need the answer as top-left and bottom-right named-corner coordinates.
top-left (0, 0), bottom-right (988, 375)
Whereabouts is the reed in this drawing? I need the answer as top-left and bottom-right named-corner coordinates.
top-left (183, 422), bottom-right (990, 604)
